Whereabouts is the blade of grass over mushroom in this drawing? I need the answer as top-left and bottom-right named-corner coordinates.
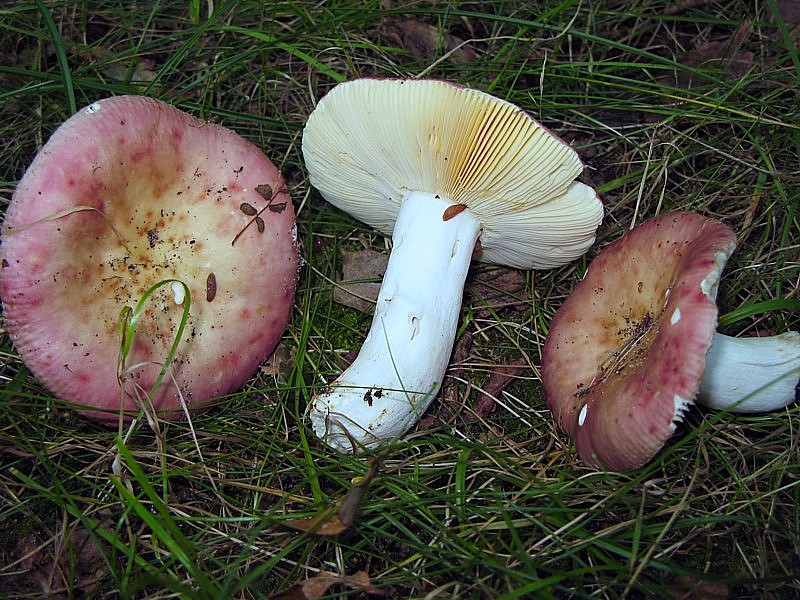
top-left (4, 205), bottom-right (132, 253)
top-left (116, 279), bottom-right (191, 417)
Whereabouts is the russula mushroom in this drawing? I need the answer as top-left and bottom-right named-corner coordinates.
top-left (541, 211), bottom-right (799, 471)
top-left (0, 95), bottom-right (298, 423)
top-left (302, 78), bottom-right (603, 452)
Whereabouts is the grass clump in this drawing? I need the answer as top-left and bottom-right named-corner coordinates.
top-left (1, 0), bottom-right (798, 598)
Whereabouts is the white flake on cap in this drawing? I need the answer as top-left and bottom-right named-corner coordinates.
top-left (171, 281), bottom-right (186, 305)
top-left (700, 249), bottom-right (733, 299)
top-left (578, 404), bottom-right (588, 427)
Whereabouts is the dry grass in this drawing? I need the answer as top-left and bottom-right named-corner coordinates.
top-left (1, 0), bottom-right (798, 598)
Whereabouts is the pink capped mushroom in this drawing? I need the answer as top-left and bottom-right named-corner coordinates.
top-left (0, 95), bottom-right (299, 423)
top-left (541, 211), bottom-right (799, 471)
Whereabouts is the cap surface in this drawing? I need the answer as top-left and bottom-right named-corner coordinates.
top-left (302, 78), bottom-right (603, 270)
top-left (541, 211), bottom-right (737, 471)
top-left (0, 95), bottom-right (298, 422)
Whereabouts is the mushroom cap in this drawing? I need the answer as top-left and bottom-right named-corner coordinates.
top-left (0, 95), bottom-right (298, 422)
top-left (302, 78), bottom-right (603, 270)
top-left (541, 211), bottom-right (737, 471)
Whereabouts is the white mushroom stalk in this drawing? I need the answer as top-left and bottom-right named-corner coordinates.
top-left (309, 192), bottom-right (481, 449)
top-left (698, 331), bottom-right (800, 413)
top-left (303, 78), bottom-right (603, 452)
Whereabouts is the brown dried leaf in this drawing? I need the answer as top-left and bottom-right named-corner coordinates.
top-left (483, 357), bottom-right (529, 398)
top-left (283, 454), bottom-right (383, 535)
top-left (442, 203), bottom-right (468, 221)
top-left (255, 183), bottom-right (274, 200)
top-left (333, 249), bottom-right (388, 313)
top-left (64, 526), bottom-right (108, 591)
top-left (337, 453), bottom-right (382, 526)
top-left (239, 202), bottom-right (258, 216)
top-left (284, 509), bottom-right (350, 536)
top-left (92, 46), bottom-right (157, 83)
top-left (272, 585), bottom-right (308, 600)
top-left (429, 332), bottom-right (474, 426)
top-left (471, 356), bottom-right (529, 420)
top-left (273, 570), bottom-right (387, 599)
top-left (260, 342), bottom-right (294, 383)
top-left (381, 18), bottom-right (477, 63)
top-left (674, 22), bottom-right (754, 89)
top-left (467, 266), bottom-right (528, 317)
top-left (14, 523), bottom-right (109, 595)
top-left (667, 575), bottom-right (730, 600)
top-left (775, 0), bottom-right (800, 31)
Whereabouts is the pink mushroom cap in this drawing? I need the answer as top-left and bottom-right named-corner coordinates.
top-left (541, 211), bottom-right (737, 471)
top-left (0, 96), bottom-right (298, 423)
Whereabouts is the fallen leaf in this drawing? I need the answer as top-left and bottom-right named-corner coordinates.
top-left (273, 569), bottom-right (387, 599)
top-left (426, 332), bottom-right (473, 426)
top-left (260, 342), bottom-right (295, 384)
top-left (333, 249), bottom-right (388, 313)
top-left (283, 454), bottom-right (384, 535)
top-left (256, 183), bottom-right (274, 200)
top-left (283, 508), bottom-right (350, 536)
top-left (672, 22), bottom-right (754, 89)
top-left (667, 575), bottom-right (730, 600)
top-left (14, 522), bottom-right (109, 596)
top-left (337, 453), bottom-right (383, 526)
top-left (467, 265), bottom-right (528, 317)
top-left (442, 203), bottom-right (468, 221)
top-left (240, 202), bottom-right (258, 216)
top-left (90, 46), bottom-right (157, 84)
top-left (470, 356), bottom-right (529, 420)
top-left (381, 17), bottom-right (478, 63)
top-left (774, 0), bottom-right (800, 32)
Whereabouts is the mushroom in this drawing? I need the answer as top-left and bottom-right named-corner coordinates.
top-left (541, 211), bottom-right (799, 471)
top-left (0, 95), bottom-right (299, 423)
top-left (302, 78), bottom-right (603, 451)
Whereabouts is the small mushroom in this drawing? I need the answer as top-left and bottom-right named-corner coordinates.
top-left (541, 211), bottom-right (799, 471)
top-left (0, 96), bottom-right (299, 422)
top-left (302, 78), bottom-right (603, 451)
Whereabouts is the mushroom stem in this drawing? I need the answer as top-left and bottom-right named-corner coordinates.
top-left (698, 331), bottom-right (800, 413)
top-left (310, 191), bottom-right (482, 451)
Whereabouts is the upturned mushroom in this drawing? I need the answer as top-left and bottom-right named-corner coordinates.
top-left (541, 211), bottom-right (799, 471)
top-left (302, 78), bottom-right (603, 452)
top-left (0, 96), bottom-right (299, 423)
